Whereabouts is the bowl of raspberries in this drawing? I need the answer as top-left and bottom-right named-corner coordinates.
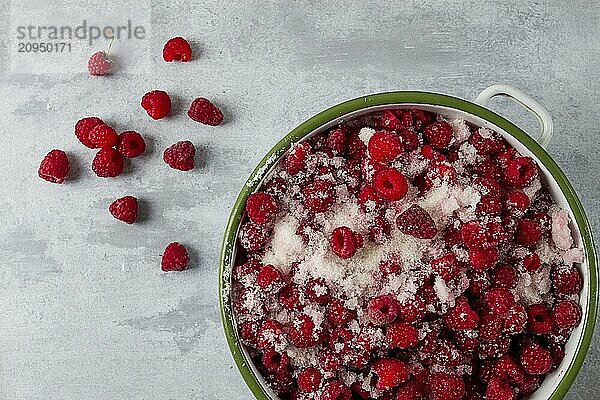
top-left (219, 85), bottom-right (597, 400)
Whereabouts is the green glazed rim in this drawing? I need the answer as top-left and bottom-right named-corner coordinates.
top-left (219, 91), bottom-right (598, 400)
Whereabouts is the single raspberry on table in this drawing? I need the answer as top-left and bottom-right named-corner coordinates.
top-left (552, 299), bottom-right (582, 329)
top-left (141, 90), bottom-right (171, 119)
top-left (444, 296), bottom-right (479, 330)
top-left (89, 123), bottom-right (118, 149)
top-left (368, 294), bottom-right (400, 325)
top-left (38, 149), bottom-right (70, 184)
top-left (296, 367), bottom-right (322, 393)
top-left (256, 264), bottom-right (284, 292)
top-left (187, 97), bottom-right (224, 126)
top-left (75, 117), bottom-right (104, 148)
top-left (117, 131), bottom-right (146, 158)
top-left (386, 322), bottom-right (419, 349)
top-left (87, 51), bottom-right (112, 76)
top-left (519, 341), bottom-right (553, 375)
top-left (368, 130), bottom-right (403, 163)
top-left (285, 142), bottom-right (312, 175)
top-left (163, 141), bottom-right (195, 171)
top-left (373, 168), bottom-right (409, 201)
top-left (396, 204), bottom-right (437, 239)
top-left (428, 372), bottom-right (465, 400)
top-left (109, 196), bottom-right (138, 224)
top-left (527, 304), bottom-right (554, 334)
top-left (163, 37), bottom-right (192, 62)
top-left (92, 148), bottom-right (124, 177)
top-left (330, 226), bottom-right (363, 259)
top-left (423, 120), bottom-right (453, 149)
top-left (238, 221), bottom-right (269, 252)
top-left (161, 242), bottom-right (189, 271)
top-left (301, 179), bottom-right (335, 213)
top-left (246, 192), bottom-right (279, 225)
top-left (372, 358), bottom-right (409, 390)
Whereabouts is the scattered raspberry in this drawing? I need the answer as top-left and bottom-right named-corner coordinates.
top-left (92, 148), bottom-right (124, 177)
top-left (301, 179), bottom-right (335, 212)
top-left (423, 121), bottom-right (453, 149)
top-left (109, 196), bottom-right (138, 224)
top-left (163, 141), bottom-right (195, 171)
top-left (485, 378), bottom-right (515, 400)
top-left (163, 37), bottom-right (192, 62)
top-left (527, 304), bottom-right (554, 335)
top-left (516, 219), bottom-right (542, 246)
top-left (141, 90), bottom-right (171, 119)
top-left (89, 123), bottom-right (118, 149)
top-left (75, 117), bottom-right (104, 148)
top-left (373, 168), bottom-right (409, 201)
top-left (505, 157), bottom-right (538, 188)
top-left (552, 266), bottom-right (583, 295)
top-left (257, 264), bottom-right (284, 292)
top-left (87, 51), bottom-right (112, 76)
top-left (187, 97), bottom-right (224, 126)
top-left (372, 358), bottom-right (409, 390)
top-left (117, 131), bottom-right (146, 158)
top-left (297, 367), bottom-right (322, 393)
top-left (285, 142), bottom-right (312, 175)
top-left (161, 242), bottom-right (189, 272)
top-left (246, 192), bottom-right (279, 225)
top-left (396, 204), bottom-right (437, 239)
top-left (552, 300), bottom-right (582, 329)
top-left (519, 341), bottom-right (553, 375)
top-left (38, 149), bottom-right (70, 184)
top-left (492, 264), bottom-right (518, 288)
top-left (444, 296), bottom-right (479, 330)
top-left (431, 253), bottom-right (461, 282)
top-left (368, 295), bottom-right (399, 325)
top-left (368, 131), bottom-right (403, 163)
top-left (429, 372), bottom-right (465, 400)
top-left (238, 221), bottom-right (269, 252)
top-left (386, 322), bottom-right (419, 349)
top-left (330, 226), bottom-right (363, 259)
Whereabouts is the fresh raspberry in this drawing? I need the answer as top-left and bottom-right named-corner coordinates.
top-left (326, 299), bottom-right (356, 326)
top-left (519, 341), bottom-right (552, 375)
top-left (503, 303), bottom-right (527, 334)
top-left (469, 247), bottom-right (499, 270)
top-left (411, 109), bottom-right (434, 131)
top-left (444, 296), bottom-right (479, 330)
top-left (320, 380), bottom-right (351, 400)
top-left (238, 221), bottom-right (269, 251)
top-left (256, 264), bottom-right (284, 292)
top-left (504, 191), bottom-right (530, 216)
top-left (38, 149), bottom-right (70, 184)
top-left (288, 314), bottom-right (322, 348)
top-left (92, 148), bottom-right (124, 177)
top-left (485, 378), bottom-right (515, 400)
top-left (87, 51), bottom-right (112, 76)
top-left (397, 297), bottom-right (426, 323)
top-left (505, 157), bottom-right (538, 188)
top-left (552, 266), bottom-right (583, 295)
top-left (492, 264), bottom-right (518, 288)
top-left (304, 278), bottom-right (330, 304)
top-left (330, 226), bottom-right (363, 259)
top-left (297, 367), bottom-right (322, 393)
top-left (368, 294), bottom-right (400, 325)
top-left (484, 288), bottom-right (516, 316)
top-left (187, 97), bottom-right (224, 126)
top-left (89, 123), bottom-right (118, 149)
top-left (474, 176), bottom-right (501, 196)
top-left (428, 372), bottom-right (465, 400)
top-left (423, 121), bottom-right (453, 149)
top-left (257, 319), bottom-right (285, 350)
top-left (141, 90), bottom-right (171, 119)
top-left (527, 304), bottom-right (554, 334)
top-left (75, 117), bottom-right (104, 148)
top-left (476, 194), bottom-right (502, 216)
top-left (301, 179), bottom-right (335, 212)
top-left (109, 196), bottom-right (138, 224)
top-left (163, 141), bottom-right (195, 171)
top-left (163, 37), bottom-right (192, 62)
top-left (552, 300), bottom-right (582, 329)
top-left (285, 142), bottom-right (312, 175)
top-left (368, 131), bottom-right (403, 163)
top-left (386, 322), bottom-right (419, 349)
top-left (326, 127), bottom-right (346, 154)
top-left (373, 168), bottom-right (409, 201)
top-left (516, 219), bottom-right (542, 246)
top-left (246, 192), bottom-right (279, 225)
top-left (470, 130), bottom-right (505, 155)
top-left (262, 348), bottom-right (290, 373)
top-left (372, 358), bottom-right (409, 390)
top-left (278, 284), bottom-right (301, 310)
top-left (161, 242), bottom-right (189, 271)
top-left (431, 253), bottom-right (461, 282)
top-left (396, 204), bottom-right (437, 239)
top-left (494, 355), bottom-right (525, 385)
top-left (117, 131), bottom-right (146, 158)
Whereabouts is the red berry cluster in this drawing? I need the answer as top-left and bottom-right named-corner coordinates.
top-left (232, 108), bottom-right (584, 400)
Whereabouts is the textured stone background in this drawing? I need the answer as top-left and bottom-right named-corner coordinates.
top-left (0, 0), bottom-right (598, 399)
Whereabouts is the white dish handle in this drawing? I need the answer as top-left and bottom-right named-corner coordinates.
top-left (474, 84), bottom-right (553, 149)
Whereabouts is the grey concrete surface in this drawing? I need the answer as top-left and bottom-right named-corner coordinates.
top-left (0, 0), bottom-right (599, 399)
